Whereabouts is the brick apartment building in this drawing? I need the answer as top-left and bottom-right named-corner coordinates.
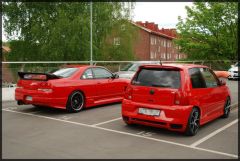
top-left (130, 21), bottom-right (186, 61)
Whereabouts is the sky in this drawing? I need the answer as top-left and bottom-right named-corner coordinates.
top-left (133, 2), bottom-right (193, 28)
top-left (2, 2), bottom-right (193, 41)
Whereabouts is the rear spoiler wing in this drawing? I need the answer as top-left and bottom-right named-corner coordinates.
top-left (18, 72), bottom-right (62, 81)
top-left (139, 65), bottom-right (182, 70)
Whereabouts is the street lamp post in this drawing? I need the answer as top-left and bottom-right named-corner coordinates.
top-left (90, 1), bottom-right (93, 65)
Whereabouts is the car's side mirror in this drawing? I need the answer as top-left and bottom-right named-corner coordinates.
top-left (220, 79), bottom-right (226, 86)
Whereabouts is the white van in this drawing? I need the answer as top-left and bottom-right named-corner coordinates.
top-left (228, 62), bottom-right (239, 80)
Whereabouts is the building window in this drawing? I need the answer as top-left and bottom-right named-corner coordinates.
top-left (164, 40), bottom-right (166, 47)
top-left (155, 52), bottom-right (157, 59)
top-left (166, 53), bottom-right (171, 59)
top-left (175, 54), bottom-right (178, 59)
top-left (158, 46), bottom-right (161, 52)
top-left (168, 42), bottom-right (172, 47)
top-left (150, 51), bottom-right (154, 59)
top-left (163, 53), bottom-right (166, 59)
top-left (151, 37), bottom-right (154, 45)
top-left (113, 37), bottom-right (120, 46)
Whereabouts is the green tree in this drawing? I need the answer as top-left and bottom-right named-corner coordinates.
top-left (175, 2), bottom-right (238, 60)
top-left (3, 2), bottom-right (136, 62)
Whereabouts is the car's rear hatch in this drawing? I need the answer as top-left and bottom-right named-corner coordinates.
top-left (130, 66), bottom-right (182, 106)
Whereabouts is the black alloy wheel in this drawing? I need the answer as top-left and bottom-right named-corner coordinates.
top-left (222, 97), bottom-right (231, 118)
top-left (66, 91), bottom-right (85, 112)
top-left (185, 108), bottom-right (200, 136)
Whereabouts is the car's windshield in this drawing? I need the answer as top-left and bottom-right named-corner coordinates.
top-left (121, 63), bottom-right (141, 72)
top-left (120, 63), bottom-right (134, 71)
top-left (235, 62), bottom-right (239, 67)
top-left (50, 68), bottom-right (79, 78)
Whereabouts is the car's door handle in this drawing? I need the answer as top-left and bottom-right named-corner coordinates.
top-left (97, 82), bottom-right (101, 84)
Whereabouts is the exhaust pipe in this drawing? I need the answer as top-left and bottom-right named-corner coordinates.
top-left (17, 101), bottom-right (25, 105)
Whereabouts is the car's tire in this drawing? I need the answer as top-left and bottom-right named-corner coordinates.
top-left (66, 91), bottom-right (85, 113)
top-left (222, 97), bottom-right (231, 118)
top-left (185, 108), bottom-right (200, 136)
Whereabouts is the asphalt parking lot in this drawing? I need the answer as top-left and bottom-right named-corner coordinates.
top-left (2, 79), bottom-right (239, 159)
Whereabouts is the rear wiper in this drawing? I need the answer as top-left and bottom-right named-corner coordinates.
top-left (151, 84), bottom-right (171, 87)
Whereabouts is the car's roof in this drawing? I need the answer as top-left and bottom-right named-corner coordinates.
top-left (131, 61), bottom-right (160, 64)
top-left (140, 63), bottom-right (208, 69)
top-left (63, 65), bottom-right (109, 69)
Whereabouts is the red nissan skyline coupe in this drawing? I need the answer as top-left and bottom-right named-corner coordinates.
top-left (122, 64), bottom-right (231, 136)
top-left (15, 65), bottom-right (130, 112)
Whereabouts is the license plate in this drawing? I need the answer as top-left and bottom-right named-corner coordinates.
top-left (138, 108), bottom-right (160, 116)
top-left (26, 96), bottom-right (32, 101)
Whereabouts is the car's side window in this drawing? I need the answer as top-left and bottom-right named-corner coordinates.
top-left (200, 68), bottom-right (218, 88)
top-left (81, 68), bottom-right (94, 79)
top-left (189, 68), bottom-right (206, 88)
top-left (92, 68), bottom-right (113, 79)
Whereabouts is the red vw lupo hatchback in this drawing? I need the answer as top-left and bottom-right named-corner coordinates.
top-left (122, 64), bottom-right (231, 136)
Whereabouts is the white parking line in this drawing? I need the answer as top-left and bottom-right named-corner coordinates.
top-left (92, 117), bottom-right (122, 126)
top-left (190, 119), bottom-right (238, 147)
top-left (2, 109), bottom-right (238, 158)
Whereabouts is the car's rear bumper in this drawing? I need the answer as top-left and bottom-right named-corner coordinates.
top-left (121, 99), bottom-right (193, 132)
top-left (15, 88), bottom-right (67, 109)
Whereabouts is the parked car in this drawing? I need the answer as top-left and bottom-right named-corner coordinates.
top-left (228, 62), bottom-right (239, 80)
top-left (122, 64), bottom-right (231, 136)
top-left (15, 65), bottom-right (129, 112)
top-left (115, 61), bottom-right (160, 79)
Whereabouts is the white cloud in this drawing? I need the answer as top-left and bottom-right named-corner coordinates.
top-left (133, 2), bottom-right (193, 28)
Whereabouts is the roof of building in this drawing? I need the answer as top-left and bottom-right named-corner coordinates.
top-left (131, 21), bottom-right (176, 40)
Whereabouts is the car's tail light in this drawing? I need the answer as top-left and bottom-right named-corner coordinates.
top-left (174, 91), bottom-right (189, 105)
top-left (125, 85), bottom-right (133, 100)
top-left (38, 88), bottom-right (53, 93)
top-left (40, 82), bottom-right (51, 87)
top-left (38, 82), bottom-right (53, 93)
top-left (174, 91), bottom-right (181, 105)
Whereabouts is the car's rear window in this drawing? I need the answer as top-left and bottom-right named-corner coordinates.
top-left (51, 68), bottom-right (78, 78)
top-left (132, 68), bottom-right (181, 88)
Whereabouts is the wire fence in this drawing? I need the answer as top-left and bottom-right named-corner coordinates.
top-left (2, 60), bottom-right (237, 87)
